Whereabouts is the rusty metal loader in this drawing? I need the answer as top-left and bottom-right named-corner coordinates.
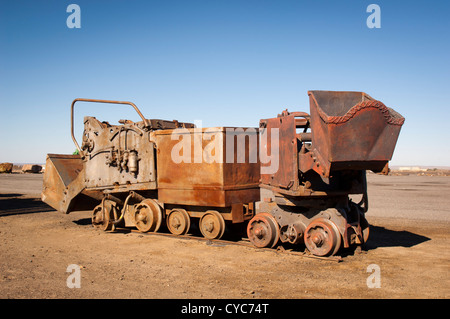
top-left (42, 91), bottom-right (404, 257)
top-left (250, 91), bottom-right (404, 256)
top-left (42, 98), bottom-right (260, 238)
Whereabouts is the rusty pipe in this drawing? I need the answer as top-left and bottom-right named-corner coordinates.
top-left (297, 132), bottom-right (312, 142)
top-left (105, 194), bottom-right (124, 206)
top-left (289, 111), bottom-right (310, 119)
top-left (110, 192), bottom-right (133, 225)
top-left (111, 191), bottom-right (146, 225)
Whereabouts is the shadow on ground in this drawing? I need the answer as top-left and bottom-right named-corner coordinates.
top-left (364, 225), bottom-right (431, 250)
top-left (0, 193), bottom-right (54, 216)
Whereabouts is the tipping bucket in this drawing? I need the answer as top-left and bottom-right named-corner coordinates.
top-left (41, 154), bottom-right (90, 213)
top-left (308, 91), bottom-right (405, 172)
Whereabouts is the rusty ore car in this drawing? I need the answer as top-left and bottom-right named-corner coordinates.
top-left (42, 91), bottom-right (404, 256)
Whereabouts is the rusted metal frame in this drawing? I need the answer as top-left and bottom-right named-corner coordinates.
top-left (298, 147), bottom-right (329, 178)
top-left (157, 183), bottom-right (260, 191)
top-left (231, 203), bottom-right (246, 223)
top-left (259, 114), bottom-right (297, 190)
top-left (284, 111), bottom-right (312, 141)
top-left (268, 110), bottom-right (312, 192)
top-left (357, 171), bottom-right (369, 213)
top-left (342, 211), bottom-right (362, 248)
top-left (260, 183), bottom-right (352, 197)
top-left (173, 208), bottom-right (233, 221)
top-left (310, 96), bottom-right (405, 126)
top-left (161, 202), bottom-right (254, 223)
top-left (86, 181), bottom-right (157, 193)
top-left (70, 98), bottom-right (150, 157)
top-left (272, 193), bottom-right (348, 208)
top-left (289, 112), bottom-right (310, 192)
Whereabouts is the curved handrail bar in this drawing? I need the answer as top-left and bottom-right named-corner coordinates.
top-left (70, 98), bottom-right (149, 157)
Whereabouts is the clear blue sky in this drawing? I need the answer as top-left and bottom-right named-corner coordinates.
top-left (1, 0), bottom-right (449, 166)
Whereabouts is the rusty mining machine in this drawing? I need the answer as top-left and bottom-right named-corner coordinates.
top-left (42, 91), bottom-right (404, 257)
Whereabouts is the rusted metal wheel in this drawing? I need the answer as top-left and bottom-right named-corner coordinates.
top-left (133, 199), bottom-right (162, 232)
top-left (166, 209), bottom-right (191, 235)
top-left (199, 210), bottom-right (225, 240)
top-left (247, 213), bottom-right (280, 248)
top-left (304, 218), bottom-right (341, 257)
top-left (92, 200), bottom-right (117, 231)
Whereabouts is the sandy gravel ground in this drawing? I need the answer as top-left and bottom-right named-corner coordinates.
top-left (0, 173), bottom-right (449, 299)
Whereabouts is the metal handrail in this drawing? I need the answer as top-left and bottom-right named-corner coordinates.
top-left (70, 98), bottom-right (149, 157)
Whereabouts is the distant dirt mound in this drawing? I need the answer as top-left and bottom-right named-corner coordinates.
top-left (0, 163), bottom-right (13, 173)
top-left (21, 164), bottom-right (42, 173)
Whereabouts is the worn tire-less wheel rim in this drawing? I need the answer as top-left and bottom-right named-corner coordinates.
top-left (167, 209), bottom-right (190, 235)
top-left (133, 199), bottom-right (162, 232)
top-left (247, 213), bottom-right (280, 248)
top-left (92, 201), bottom-right (116, 231)
top-left (199, 211), bottom-right (225, 240)
top-left (304, 218), bottom-right (341, 257)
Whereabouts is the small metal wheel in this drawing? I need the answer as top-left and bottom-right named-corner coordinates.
top-left (166, 209), bottom-right (191, 235)
top-left (133, 199), bottom-right (163, 233)
top-left (247, 213), bottom-right (280, 248)
top-left (304, 218), bottom-right (342, 257)
top-left (92, 200), bottom-right (117, 231)
top-left (199, 210), bottom-right (225, 240)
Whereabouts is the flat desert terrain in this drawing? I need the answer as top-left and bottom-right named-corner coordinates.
top-left (0, 172), bottom-right (449, 299)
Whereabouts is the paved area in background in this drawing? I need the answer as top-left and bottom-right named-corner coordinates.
top-left (366, 173), bottom-right (450, 222)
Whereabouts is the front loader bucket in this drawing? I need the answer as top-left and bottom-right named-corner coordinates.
top-left (308, 91), bottom-right (405, 174)
top-left (41, 154), bottom-right (89, 213)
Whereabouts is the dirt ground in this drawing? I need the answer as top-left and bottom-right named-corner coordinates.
top-left (0, 172), bottom-right (449, 299)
